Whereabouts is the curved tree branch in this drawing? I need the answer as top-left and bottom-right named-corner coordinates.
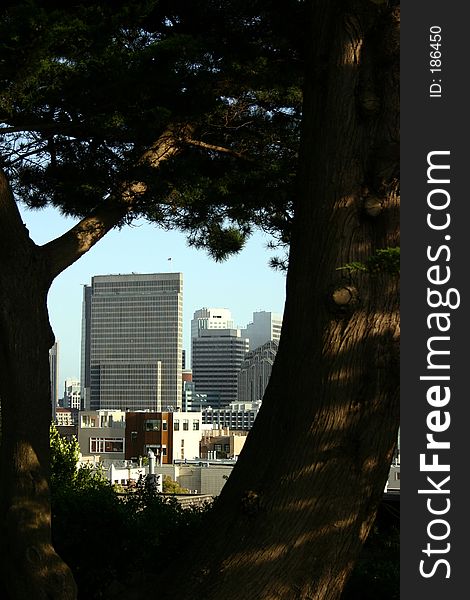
top-left (186, 137), bottom-right (249, 160)
top-left (40, 124), bottom-right (192, 283)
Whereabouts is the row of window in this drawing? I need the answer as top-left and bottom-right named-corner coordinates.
top-left (204, 411), bottom-right (258, 416)
top-left (145, 419), bottom-right (168, 431)
top-left (213, 444), bottom-right (231, 452)
top-left (81, 416), bottom-right (125, 428)
top-left (143, 418), bottom-right (200, 432)
top-left (89, 438), bottom-right (124, 453)
top-left (174, 419), bottom-right (200, 431)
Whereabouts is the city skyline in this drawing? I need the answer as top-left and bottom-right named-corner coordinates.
top-left (20, 204), bottom-right (286, 386)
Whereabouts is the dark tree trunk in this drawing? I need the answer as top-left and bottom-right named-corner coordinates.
top-left (0, 173), bottom-right (77, 598)
top-left (0, 124), bottom-right (191, 600)
top-left (150, 3), bottom-right (400, 599)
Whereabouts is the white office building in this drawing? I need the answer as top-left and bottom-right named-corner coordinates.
top-left (241, 311), bottom-right (283, 351)
top-left (202, 401), bottom-right (262, 431)
top-left (191, 307), bottom-right (235, 339)
top-left (63, 378), bottom-right (81, 410)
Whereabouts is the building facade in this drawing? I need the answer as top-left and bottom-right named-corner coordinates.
top-left (55, 407), bottom-right (79, 427)
top-left (182, 373), bottom-right (209, 412)
top-left (200, 428), bottom-right (248, 459)
top-left (78, 410), bottom-right (127, 465)
top-left (191, 307), bottom-right (235, 366)
top-left (49, 341), bottom-right (59, 418)
top-left (192, 329), bottom-right (249, 408)
top-left (237, 340), bottom-right (278, 402)
top-left (55, 407), bottom-right (79, 442)
top-left (62, 378), bottom-right (81, 409)
top-left (202, 400), bottom-right (261, 431)
top-left (81, 273), bottom-right (183, 412)
top-left (241, 311), bottom-right (283, 351)
top-left (191, 307), bottom-right (235, 342)
top-left (125, 411), bottom-right (202, 463)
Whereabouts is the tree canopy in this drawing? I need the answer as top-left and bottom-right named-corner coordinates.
top-left (1, 0), bottom-right (303, 258)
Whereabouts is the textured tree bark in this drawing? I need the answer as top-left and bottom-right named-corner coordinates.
top-left (0, 173), bottom-right (77, 599)
top-left (150, 2), bottom-right (400, 599)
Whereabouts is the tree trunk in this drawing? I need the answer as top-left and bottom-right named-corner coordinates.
top-left (0, 125), bottom-right (191, 600)
top-left (151, 3), bottom-right (399, 599)
top-left (0, 173), bottom-right (77, 599)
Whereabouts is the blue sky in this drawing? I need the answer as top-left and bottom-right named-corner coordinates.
top-left (20, 205), bottom-right (286, 391)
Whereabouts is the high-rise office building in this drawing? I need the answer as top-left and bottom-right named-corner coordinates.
top-left (63, 378), bottom-right (81, 410)
top-left (192, 329), bottom-right (249, 408)
top-left (241, 311), bottom-right (283, 351)
top-left (81, 273), bottom-right (183, 412)
top-left (237, 340), bottom-right (278, 402)
top-left (49, 340), bottom-right (59, 418)
top-left (191, 307), bottom-right (235, 339)
top-left (190, 307), bottom-right (234, 366)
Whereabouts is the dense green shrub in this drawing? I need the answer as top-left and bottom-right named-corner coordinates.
top-left (50, 424), bottom-right (209, 599)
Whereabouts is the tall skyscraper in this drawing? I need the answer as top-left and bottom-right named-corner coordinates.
top-left (241, 311), bottom-right (283, 351)
top-left (237, 340), bottom-right (278, 402)
top-left (192, 329), bottom-right (249, 408)
top-left (49, 340), bottom-right (59, 418)
top-left (190, 307), bottom-right (234, 366)
top-left (81, 273), bottom-right (183, 412)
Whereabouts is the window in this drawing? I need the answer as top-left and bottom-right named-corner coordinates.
top-left (192, 420), bottom-right (200, 431)
top-left (82, 415), bottom-right (97, 428)
top-left (183, 419), bottom-right (189, 431)
top-left (145, 419), bottom-right (161, 432)
top-left (224, 444), bottom-right (230, 452)
top-left (130, 431), bottom-right (138, 442)
top-left (214, 444), bottom-right (222, 452)
top-left (162, 420), bottom-right (168, 431)
top-left (174, 420), bottom-right (180, 431)
top-left (90, 438), bottom-right (124, 453)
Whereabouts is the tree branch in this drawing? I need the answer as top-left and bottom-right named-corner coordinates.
top-left (186, 137), bottom-right (249, 160)
top-left (0, 120), bottom-right (73, 136)
top-left (0, 168), bottom-right (33, 256)
top-left (4, 144), bottom-right (49, 166)
top-left (40, 125), bottom-right (189, 282)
